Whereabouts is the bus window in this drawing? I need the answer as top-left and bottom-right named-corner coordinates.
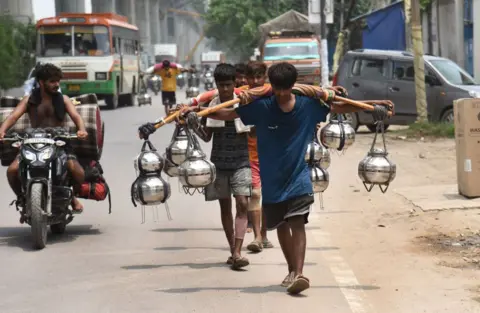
top-left (37, 25), bottom-right (110, 57)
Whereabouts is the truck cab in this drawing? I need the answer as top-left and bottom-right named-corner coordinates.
top-left (261, 30), bottom-right (321, 85)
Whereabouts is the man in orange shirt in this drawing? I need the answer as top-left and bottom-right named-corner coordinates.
top-left (244, 61), bottom-right (273, 252)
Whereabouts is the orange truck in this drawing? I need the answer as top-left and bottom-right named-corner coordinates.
top-left (258, 10), bottom-right (321, 85)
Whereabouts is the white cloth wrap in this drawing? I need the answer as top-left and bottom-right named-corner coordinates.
top-left (206, 94), bottom-right (251, 133)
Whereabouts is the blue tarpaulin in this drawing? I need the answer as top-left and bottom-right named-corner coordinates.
top-left (361, 2), bottom-right (406, 50)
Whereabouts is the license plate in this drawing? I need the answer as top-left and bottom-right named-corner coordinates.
top-left (68, 85), bottom-right (81, 92)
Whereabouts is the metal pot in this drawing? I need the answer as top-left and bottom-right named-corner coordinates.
top-left (177, 130), bottom-right (216, 188)
top-left (137, 93), bottom-right (151, 106)
top-left (310, 165), bottom-right (329, 193)
top-left (166, 126), bottom-right (191, 166)
top-left (318, 119), bottom-right (355, 151)
top-left (358, 148), bottom-right (396, 191)
top-left (131, 175), bottom-right (171, 206)
top-left (186, 87), bottom-right (200, 98)
top-left (162, 152), bottom-right (179, 177)
top-left (134, 141), bottom-right (163, 175)
top-left (305, 141), bottom-right (331, 169)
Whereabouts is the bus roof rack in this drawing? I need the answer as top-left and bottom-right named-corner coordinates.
top-left (268, 30), bottom-right (315, 38)
top-left (58, 13), bottom-right (129, 23)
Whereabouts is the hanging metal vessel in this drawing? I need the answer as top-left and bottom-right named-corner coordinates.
top-left (358, 148), bottom-right (396, 192)
top-left (318, 119), bottom-right (355, 151)
top-left (310, 165), bottom-right (329, 193)
top-left (162, 152), bottom-right (179, 177)
top-left (131, 175), bottom-right (171, 206)
top-left (165, 126), bottom-right (191, 166)
top-left (177, 132), bottom-right (216, 188)
top-left (305, 141), bottom-right (331, 169)
top-left (133, 141), bottom-right (163, 175)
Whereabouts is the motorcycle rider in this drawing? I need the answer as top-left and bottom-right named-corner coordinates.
top-left (0, 63), bottom-right (88, 214)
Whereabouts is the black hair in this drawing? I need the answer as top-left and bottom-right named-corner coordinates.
top-left (162, 60), bottom-right (171, 67)
top-left (268, 62), bottom-right (297, 89)
top-left (35, 63), bottom-right (63, 82)
top-left (214, 63), bottom-right (236, 82)
top-left (234, 63), bottom-right (247, 75)
top-left (246, 61), bottom-right (267, 77)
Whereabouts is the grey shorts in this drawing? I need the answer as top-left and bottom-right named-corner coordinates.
top-left (205, 167), bottom-right (252, 201)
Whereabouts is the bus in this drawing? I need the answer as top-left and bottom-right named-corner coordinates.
top-left (35, 13), bottom-right (141, 109)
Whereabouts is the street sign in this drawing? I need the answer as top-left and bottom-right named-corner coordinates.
top-left (309, 0), bottom-right (334, 24)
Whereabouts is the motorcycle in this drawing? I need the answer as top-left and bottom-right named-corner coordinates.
top-left (148, 75), bottom-right (161, 95)
top-left (204, 71), bottom-right (215, 91)
top-left (186, 71), bottom-right (200, 98)
top-left (3, 127), bottom-right (80, 249)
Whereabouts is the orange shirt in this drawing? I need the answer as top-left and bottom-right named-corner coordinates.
top-left (248, 130), bottom-right (258, 162)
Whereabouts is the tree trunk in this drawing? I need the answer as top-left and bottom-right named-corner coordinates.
top-left (331, 0), bottom-right (358, 74)
top-left (411, 0), bottom-right (428, 122)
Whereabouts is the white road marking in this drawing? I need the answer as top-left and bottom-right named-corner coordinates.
top-left (310, 213), bottom-right (376, 313)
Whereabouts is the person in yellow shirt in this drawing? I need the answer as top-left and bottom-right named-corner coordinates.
top-left (155, 60), bottom-right (189, 116)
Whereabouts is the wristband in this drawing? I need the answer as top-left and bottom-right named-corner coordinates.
top-left (323, 89), bottom-right (335, 102)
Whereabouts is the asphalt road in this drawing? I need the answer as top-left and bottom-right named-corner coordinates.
top-left (0, 90), bottom-right (365, 313)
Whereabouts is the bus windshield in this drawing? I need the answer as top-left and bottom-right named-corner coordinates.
top-left (37, 25), bottom-right (111, 57)
top-left (264, 41), bottom-right (319, 61)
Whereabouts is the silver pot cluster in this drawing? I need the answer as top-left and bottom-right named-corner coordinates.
top-left (131, 140), bottom-right (172, 222)
top-left (318, 115), bottom-right (356, 152)
top-left (137, 93), bottom-right (152, 106)
top-left (305, 140), bottom-right (330, 194)
top-left (358, 121), bottom-right (396, 193)
top-left (165, 125), bottom-right (216, 195)
top-left (186, 87), bottom-right (200, 98)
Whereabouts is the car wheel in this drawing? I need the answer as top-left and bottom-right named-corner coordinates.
top-left (440, 108), bottom-right (454, 123)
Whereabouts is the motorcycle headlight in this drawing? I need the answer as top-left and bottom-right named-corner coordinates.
top-left (38, 147), bottom-right (54, 162)
top-left (206, 72), bottom-right (212, 77)
top-left (21, 149), bottom-right (37, 162)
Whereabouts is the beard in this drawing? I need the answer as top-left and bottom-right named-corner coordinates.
top-left (44, 86), bottom-right (60, 96)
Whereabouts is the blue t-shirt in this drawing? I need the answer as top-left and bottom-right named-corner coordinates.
top-left (236, 95), bottom-right (330, 204)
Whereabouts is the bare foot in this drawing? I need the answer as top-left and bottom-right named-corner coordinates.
top-left (71, 197), bottom-right (84, 213)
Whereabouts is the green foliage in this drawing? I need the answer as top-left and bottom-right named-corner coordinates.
top-left (204, 0), bottom-right (308, 61)
top-left (0, 15), bottom-right (36, 91)
top-left (394, 122), bottom-right (455, 138)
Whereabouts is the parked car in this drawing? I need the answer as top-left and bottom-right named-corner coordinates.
top-left (333, 49), bottom-right (480, 132)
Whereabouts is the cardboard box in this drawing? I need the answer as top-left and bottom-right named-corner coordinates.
top-left (454, 98), bottom-right (480, 198)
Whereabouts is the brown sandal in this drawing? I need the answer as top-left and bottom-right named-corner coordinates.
top-left (231, 256), bottom-right (249, 270)
top-left (247, 240), bottom-right (263, 253)
top-left (287, 275), bottom-right (310, 294)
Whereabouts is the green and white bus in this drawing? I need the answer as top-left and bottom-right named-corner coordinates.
top-left (36, 13), bottom-right (141, 109)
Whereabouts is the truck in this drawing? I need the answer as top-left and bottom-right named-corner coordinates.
top-left (258, 10), bottom-right (321, 85)
top-left (200, 51), bottom-right (226, 70)
top-left (154, 44), bottom-right (178, 63)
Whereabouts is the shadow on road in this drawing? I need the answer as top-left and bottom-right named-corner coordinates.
top-left (151, 226), bottom-right (325, 233)
top-left (153, 246), bottom-right (339, 252)
top-left (0, 224), bottom-right (101, 251)
top-left (121, 261), bottom-right (318, 271)
top-left (155, 284), bottom-right (380, 294)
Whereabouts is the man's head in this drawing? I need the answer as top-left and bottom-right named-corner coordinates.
top-left (35, 63), bottom-right (63, 96)
top-left (268, 62), bottom-right (297, 102)
top-left (246, 61), bottom-right (267, 88)
top-left (162, 60), bottom-right (171, 69)
top-left (234, 63), bottom-right (248, 88)
top-left (214, 63), bottom-right (236, 100)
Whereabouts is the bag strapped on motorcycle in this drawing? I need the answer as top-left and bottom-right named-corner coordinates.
top-left (74, 159), bottom-right (112, 214)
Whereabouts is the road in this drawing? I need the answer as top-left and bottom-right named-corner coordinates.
top-left (0, 91), bottom-right (402, 313)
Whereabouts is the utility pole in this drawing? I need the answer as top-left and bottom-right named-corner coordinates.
top-left (403, 0), bottom-right (412, 51)
top-left (411, 0), bottom-right (428, 122)
top-left (320, 0), bottom-right (329, 86)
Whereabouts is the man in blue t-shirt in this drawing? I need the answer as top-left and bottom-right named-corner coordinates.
top-left (172, 62), bottom-right (367, 294)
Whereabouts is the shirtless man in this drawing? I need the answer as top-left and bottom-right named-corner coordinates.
top-left (0, 63), bottom-right (88, 213)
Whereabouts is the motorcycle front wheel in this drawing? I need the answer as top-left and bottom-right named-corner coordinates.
top-left (29, 183), bottom-right (48, 249)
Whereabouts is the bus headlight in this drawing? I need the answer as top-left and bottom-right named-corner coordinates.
top-left (95, 72), bottom-right (108, 80)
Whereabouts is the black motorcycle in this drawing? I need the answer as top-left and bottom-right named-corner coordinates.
top-left (3, 127), bottom-right (79, 249)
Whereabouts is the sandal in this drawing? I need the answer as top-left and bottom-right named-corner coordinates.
top-left (226, 256), bottom-right (233, 265)
top-left (231, 256), bottom-right (249, 270)
top-left (287, 275), bottom-right (310, 294)
top-left (247, 240), bottom-right (263, 253)
top-left (263, 239), bottom-right (274, 249)
top-left (281, 272), bottom-right (295, 287)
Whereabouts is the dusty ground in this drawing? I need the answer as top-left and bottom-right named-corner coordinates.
top-left (318, 125), bottom-right (480, 312)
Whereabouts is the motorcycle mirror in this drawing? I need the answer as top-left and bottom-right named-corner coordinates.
top-left (55, 140), bottom-right (66, 147)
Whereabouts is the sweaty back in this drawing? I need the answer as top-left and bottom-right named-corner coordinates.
top-left (236, 95), bottom-right (330, 203)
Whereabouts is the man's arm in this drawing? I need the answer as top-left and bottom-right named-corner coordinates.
top-left (330, 104), bottom-right (364, 114)
top-left (63, 95), bottom-right (86, 132)
top-left (0, 96), bottom-right (28, 134)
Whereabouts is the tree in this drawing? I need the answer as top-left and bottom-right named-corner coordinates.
top-left (204, 0), bottom-right (308, 61)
